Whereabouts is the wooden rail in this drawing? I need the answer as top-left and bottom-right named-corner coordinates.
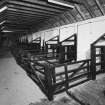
top-left (11, 33), bottom-right (105, 104)
top-left (11, 47), bottom-right (91, 101)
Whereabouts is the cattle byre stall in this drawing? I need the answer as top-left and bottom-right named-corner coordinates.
top-left (11, 33), bottom-right (105, 105)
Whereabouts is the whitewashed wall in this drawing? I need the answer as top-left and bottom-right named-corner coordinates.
top-left (44, 27), bottom-right (59, 41)
top-left (60, 24), bottom-right (76, 41)
top-left (77, 16), bottom-right (105, 60)
top-left (32, 32), bottom-right (40, 40)
top-left (32, 16), bottom-right (105, 60)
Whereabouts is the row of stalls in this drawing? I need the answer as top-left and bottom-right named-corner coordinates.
top-left (11, 32), bottom-right (105, 105)
top-left (15, 33), bottom-right (77, 63)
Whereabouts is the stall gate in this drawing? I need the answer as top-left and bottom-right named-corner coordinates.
top-left (11, 33), bottom-right (105, 104)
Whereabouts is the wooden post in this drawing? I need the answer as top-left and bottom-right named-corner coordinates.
top-left (90, 45), bottom-right (96, 80)
top-left (87, 60), bottom-right (91, 79)
top-left (64, 64), bottom-right (69, 90)
top-left (101, 47), bottom-right (105, 73)
top-left (44, 63), bottom-right (54, 101)
top-left (59, 45), bottom-right (65, 63)
top-left (74, 34), bottom-right (77, 61)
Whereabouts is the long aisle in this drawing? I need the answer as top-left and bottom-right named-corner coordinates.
top-left (0, 48), bottom-right (45, 105)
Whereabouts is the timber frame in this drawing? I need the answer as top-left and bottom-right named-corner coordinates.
top-left (11, 33), bottom-right (105, 105)
top-left (91, 33), bottom-right (105, 80)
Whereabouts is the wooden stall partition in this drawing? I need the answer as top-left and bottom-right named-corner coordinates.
top-left (91, 33), bottom-right (105, 80)
top-left (59, 34), bottom-right (77, 63)
top-left (45, 35), bottom-right (60, 57)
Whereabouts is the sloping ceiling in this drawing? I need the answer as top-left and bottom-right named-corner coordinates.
top-left (0, 0), bottom-right (105, 33)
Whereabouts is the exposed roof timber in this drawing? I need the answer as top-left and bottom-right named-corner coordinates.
top-left (0, 21), bottom-right (6, 25)
top-left (7, 8), bottom-right (57, 17)
top-left (82, 0), bottom-right (96, 18)
top-left (60, 14), bottom-right (68, 24)
top-left (0, 6), bottom-right (7, 13)
top-left (0, 16), bottom-right (6, 23)
top-left (69, 10), bottom-right (78, 21)
top-left (94, 0), bottom-right (105, 15)
top-left (5, 20), bottom-right (32, 26)
top-left (6, 17), bottom-right (49, 26)
top-left (48, 0), bottom-right (74, 8)
top-left (15, 0), bottom-right (69, 10)
top-left (7, 13), bottom-right (50, 20)
top-left (4, 25), bottom-right (30, 30)
top-left (7, 19), bottom-right (37, 25)
top-left (8, 4), bottom-right (64, 15)
top-left (0, 0), bottom-right (7, 7)
top-left (64, 0), bottom-right (82, 5)
top-left (7, 0), bottom-right (66, 13)
top-left (63, 13), bottom-right (72, 23)
top-left (6, 16), bottom-right (50, 25)
top-left (5, 25), bottom-right (30, 29)
top-left (7, 10), bottom-right (52, 18)
top-left (66, 11), bottom-right (76, 22)
top-left (7, 8), bottom-right (52, 16)
top-left (62, 13), bottom-right (71, 24)
top-left (3, 27), bottom-right (29, 32)
top-left (74, 4), bottom-right (86, 20)
top-left (6, 18), bottom-right (47, 25)
top-left (5, 24), bottom-right (34, 29)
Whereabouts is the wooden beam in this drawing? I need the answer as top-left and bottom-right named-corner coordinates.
top-left (4, 24), bottom-right (30, 29)
top-left (7, 13), bottom-right (50, 20)
top-left (6, 18), bottom-right (47, 26)
top-left (74, 4), bottom-right (86, 20)
top-left (94, 0), bottom-right (105, 15)
top-left (7, 10), bottom-right (51, 18)
top-left (8, 0), bottom-right (65, 13)
top-left (82, 0), bottom-right (96, 18)
top-left (65, 11), bottom-right (77, 23)
top-left (7, 8), bottom-right (55, 17)
top-left (0, 0), bottom-right (7, 7)
top-left (8, 4), bottom-right (63, 15)
top-left (69, 10), bottom-right (78, 22)
top-left (6, 18), bottom-right (46, 25)
top-left (18, 0), bottom-right (69, 10)
top-left (63, 13), bottom-right (72, 23)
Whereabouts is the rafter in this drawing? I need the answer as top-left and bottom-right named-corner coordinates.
top-left (8, 4), bottom-right (63, 15)
top-left (82, 0), bottom-right (96, 18)
top-left (74, 4), bottom-right (86, 20)
top-left (94, 0), bottom-right (105, 15)
top-left (17, 0), bottom-right (69, 10)
top-left (7, 10), bottom-right (52, 18)
top-left (7, 12), bottom-right (51, 19)
top-left (7, 8), bottom-right (56, 17)
top-left (7, 0), bottom-right (66, 13)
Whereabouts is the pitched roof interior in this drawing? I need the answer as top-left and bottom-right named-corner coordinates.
top-left (0, 0), bottom-right (105, 33)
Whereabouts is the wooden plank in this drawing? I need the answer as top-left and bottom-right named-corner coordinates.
top-left (10, 0), bottom-right (68, 10)
top-left (8, 0), bottom-right (65, 13)
top-left (94, 0), bottom-right (105, 15)
top-left (74, 4), bottom-right (86, 20)
top-left (8, 4), bottom-right (63, 14)
top-left (7, 8), bottom-right (55, 17)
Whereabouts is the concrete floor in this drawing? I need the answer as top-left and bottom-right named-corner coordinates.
top-left (0, 48), bottom-right (45, 105)
top-left (1, 48), bottom-right (105, 105)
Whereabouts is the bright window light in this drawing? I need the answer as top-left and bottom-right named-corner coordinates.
top-left (48, 0), bottom-right (74, 8)
top-left (0, 6), bottom-right (7, 13)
